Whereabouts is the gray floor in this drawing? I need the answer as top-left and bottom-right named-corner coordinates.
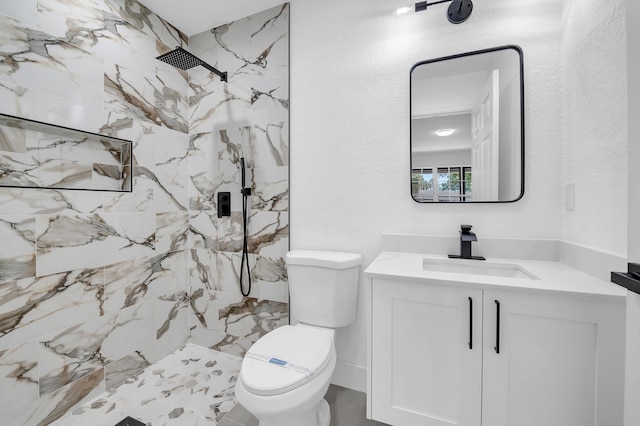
top-left (219, 384), bottom-right (388, 426)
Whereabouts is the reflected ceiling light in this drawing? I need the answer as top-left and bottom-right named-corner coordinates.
top-left (436, 129), bottom-right (455, 137)
top-left (410, 0), bottom-right (473, 24)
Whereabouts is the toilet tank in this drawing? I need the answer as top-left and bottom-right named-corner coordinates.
top-left (286, 250), bottom-right (363, 328)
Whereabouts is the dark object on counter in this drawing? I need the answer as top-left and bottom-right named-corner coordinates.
top-left (611, 263), bottom-right (640, 295)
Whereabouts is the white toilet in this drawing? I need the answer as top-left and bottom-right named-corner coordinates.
top-left (235, 250), bottom-right (363, 426)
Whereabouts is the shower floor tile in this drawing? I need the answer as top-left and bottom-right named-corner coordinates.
top-left (54, 343), bottom-right (241, 426)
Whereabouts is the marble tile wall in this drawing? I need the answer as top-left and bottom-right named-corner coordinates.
top-left (187, 4), bottom-right (290, 357)
top-left (0, 1), bottom-right (289, 424)
top-left (0, 0), bottom-right (192, 424)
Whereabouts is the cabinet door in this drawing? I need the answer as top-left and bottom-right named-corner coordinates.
top-left (371, 279), bottom-right (483, 426)
top-left (482, 290), bottom-right (625, 426)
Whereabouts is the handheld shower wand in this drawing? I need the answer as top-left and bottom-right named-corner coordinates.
top-left (239, 157), bottom-right (252, 297)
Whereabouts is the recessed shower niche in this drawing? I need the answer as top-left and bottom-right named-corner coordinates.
top-left (0, 113), bottom-right (132, 192)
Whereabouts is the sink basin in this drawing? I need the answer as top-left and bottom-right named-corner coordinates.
top-left (422, 258), bottom-right (538, 279)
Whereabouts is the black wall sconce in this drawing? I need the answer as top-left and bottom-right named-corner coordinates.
top-left (414, 0), bottom-right (473, 24)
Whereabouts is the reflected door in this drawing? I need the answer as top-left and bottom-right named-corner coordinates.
top-left (471, 69), bottom-right (500, 201)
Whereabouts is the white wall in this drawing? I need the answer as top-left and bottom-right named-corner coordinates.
top-left (289, 0), bottom-right (573, 389)
top-left (561, 0), bottom-right (628, 258)
top-left (625, 0), bottom-right (639, 424)
top-left (627, 0), bottom-right (640, 263)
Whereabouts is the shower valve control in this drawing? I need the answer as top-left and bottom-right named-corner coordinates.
top-left (217, 192), bottom-right (231, 218)
top-left (241, 187), bottom-right (252, 196)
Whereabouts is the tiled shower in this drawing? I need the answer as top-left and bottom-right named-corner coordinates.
top-left (0, 1), bottom-right (289, 424)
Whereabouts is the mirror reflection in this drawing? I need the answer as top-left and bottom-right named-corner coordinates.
top-left (411, 45), bottom-right (524, 203)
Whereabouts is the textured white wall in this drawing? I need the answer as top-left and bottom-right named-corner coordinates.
top-left (289, 0), bottom-right (565, 388)
top-left (627, 1), bottom-right (640, 263)
top-left (561, 0), bottom-right (628, 258)
top-left (625, 0), bottom-right (639, 424)
top-left (288, 0), bottom-right (627, 388)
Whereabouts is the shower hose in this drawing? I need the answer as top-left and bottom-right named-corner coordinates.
top-left (240, 157), bottom-right (252, 297)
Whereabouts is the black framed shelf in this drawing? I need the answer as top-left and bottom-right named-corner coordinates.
top-left (0, 112), bottom-right (133, 193)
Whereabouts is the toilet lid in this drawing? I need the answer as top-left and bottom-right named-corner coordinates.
top-left (240, 325), bottom-right (333, 396)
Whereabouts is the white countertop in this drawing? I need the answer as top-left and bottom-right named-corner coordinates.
top-left (364, 251), bottom-right (626, 300)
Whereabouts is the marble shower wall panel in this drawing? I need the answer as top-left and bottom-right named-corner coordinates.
top-left (37, 298), bottom-right (157, 397)
top-left (189, 82), bottom-right (252, 134)
top-left (188, 132), bottom-right (220, 211)
top-left (0, 0), bottom-right (37, 28)
top-left (247, 6), bottom-right (289, 126)
top-left (0, 341), bottom-right (38, 425)
top-left (155, 290), bottom-right (189, 357)
top-left (252, 165), bottom-right (288, 211)
top-left (189, 292), bottom-right (288, 357)
top-left (189, 211), bottom-right (243, 251)
top-left (36, 0), bottom-right (185, 73)
top-left (153, 125), bottom-right (189, 211)
top-left (28, 366), bottom-right (105, 426)
top-left (189, 249), bottom-right (289, 343)
top-left (189, 296), bottom-right (288, 356)
top-left (36, 211), bottom-right (156, 276)
top-left (0, 81), bottom-right (107, 136)
top-left (156, 211), bottom-right (189, 252)
top-left (0, 81), bottom-right (37, 121)
top-left (0, 0), bottom-right (193, 422)
top-left (250, 121), bottom-right (288, 168)
top-left (104, 60), bottom-right (189, 133)
top-left (103, 250), bottom-right (187, 313)
top-left (248, 210), bottom-right (289, 256)
top-left (0, 14), bottom-right (104, 110)
top-left (187, 3), bottom-right (289, 354)
top-left (0, 215), bottom-right (36, 282)
top-left (0, 187), bottom-right (104, 216)
top-left (0, 268), bottom-right (104, 352)
top-left (100, 0), bottom-right (187, 52)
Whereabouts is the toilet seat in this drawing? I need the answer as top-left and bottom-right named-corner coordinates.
top-left (240, 325), bottom-right (333, 396)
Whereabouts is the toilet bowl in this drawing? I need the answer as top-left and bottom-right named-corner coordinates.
top-left (235, 250), bottom-right (363, 426)
top-left (235, 324), bottom-right (336, 426)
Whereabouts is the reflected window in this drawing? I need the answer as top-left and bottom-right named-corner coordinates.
top-left (412, 166), bottom-right (472, 202)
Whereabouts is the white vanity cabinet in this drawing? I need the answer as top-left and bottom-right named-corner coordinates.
top-left (370, 278), bottom-right (483, 426)
top-left (481, 289), bottom-right (624, 426)
top-left (368, 270), bottom-right (625, 426)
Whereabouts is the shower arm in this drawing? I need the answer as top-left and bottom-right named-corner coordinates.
top-left (202, 63), bottom-right (228, 83)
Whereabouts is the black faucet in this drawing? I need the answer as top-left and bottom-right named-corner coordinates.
top-left (449, 225), bottom-right (485, 260)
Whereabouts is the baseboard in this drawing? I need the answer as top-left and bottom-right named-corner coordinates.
top-left (331, 358), bottom-right (367, 393)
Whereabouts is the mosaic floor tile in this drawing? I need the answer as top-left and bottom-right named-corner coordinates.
top-left (55, 343), bottom-right (241, 426)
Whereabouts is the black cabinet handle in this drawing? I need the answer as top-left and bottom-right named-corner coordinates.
top-left (494, 300), bottom-right (501, 354)
top-left (468, 297), bottom-right (473, 350)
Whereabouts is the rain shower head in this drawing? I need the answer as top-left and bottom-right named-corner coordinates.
top-left (156, 46), bottom-right (227, 82)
